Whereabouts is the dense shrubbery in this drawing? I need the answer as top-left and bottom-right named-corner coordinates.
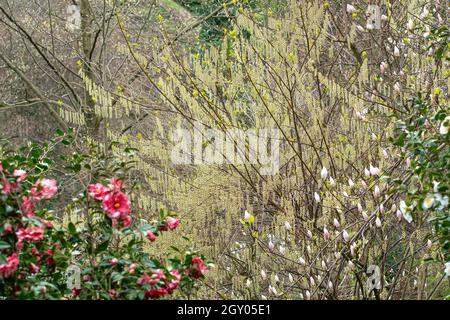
top-left (0, 131), bottom-right (208, 299)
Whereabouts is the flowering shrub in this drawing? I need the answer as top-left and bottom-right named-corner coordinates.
top-left (393, 93), bottom-right (449, 263)
top-left (392, 26), bottom-right (449, 272)
top-left (0, 131), bottom-right (209, 299)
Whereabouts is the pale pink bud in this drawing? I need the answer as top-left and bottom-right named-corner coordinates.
top-left (374, 186), bottom-right (381, 198)
top-left (342, 230), bottom-right (349, 242)
top-left (357, 202), bottom-right (363, 213)
top-left (314, 192), bottom-right (321, 203)
top-left (376, 217), bottom-right (382, 228)
top-left (323, 227), bottom-right (330, 240)
top-left (333, 218), bottom-right (340, 228)
top-left (348, 178), bottom-right (354, 188)
top-left (321, 166), bottom-right (328, 179)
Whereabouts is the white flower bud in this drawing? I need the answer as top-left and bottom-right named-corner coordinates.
top-left (314, 192), bottom-right (321, 203)
top-left (329, 176), bottom-right (336, 186)
top-left (261, 270), bottom-right (267, 280)
top-left (348, 178), bottom-right (354, 188)
top-left (376, 217), bottom-right (382, 228)
top-left (333, 218), bottom-right (340, 228)
top-left (374, 186), bottom-right (381, 198)
top-left (371, 133), bottom-right (377, 141)
top-left (361, 180), bottom-right (367, 188)
top-left (396, 209), bottom-right (403, 221)
top-left (343, 230), bottom-right (350, 242)
top-left (370, 164), bottom-right (381, 176)
top-left (321, 166), bottom-right (328, 179)
top-left (346, 4), bottom-right (356, 14)
top-left (357, 202), bottom-right (363, 213)
top-left (362, 211), bottom-right (369, 221)
top-left (285, 221), bottom-right (292, 231)
top-left (380, 61), bottom-right (387, 74)
top-left (323, 227), bottom-right (330, 240)
top-left (305, 290), bottom-right (311, 300)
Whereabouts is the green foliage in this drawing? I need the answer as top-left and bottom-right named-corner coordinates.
top-left (175, 0), bottom-right (277, 45)
top-left (393, 93), bottom-right (449, 260)
top-left (392, 25), bottom-right (449, 262)
top-left (0, 131), bottom-right (209, 299)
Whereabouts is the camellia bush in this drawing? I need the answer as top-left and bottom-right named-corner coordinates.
top-left (0, 130), bottom-right (209, 299)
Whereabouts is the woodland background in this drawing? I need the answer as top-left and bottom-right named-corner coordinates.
top-left (0, 0), bottom-right (449, 300)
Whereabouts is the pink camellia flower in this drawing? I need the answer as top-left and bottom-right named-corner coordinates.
top-left (150, 269), bottom-right (165, 285)
top-left (170, 269), bottom-right (181, 281)
top-left (29, 263), bottom-right (40, 274)
top-left (137, 273), bottom-right (151, 286)
top-left (128, 263), bottom-right (137, 274)
top-left (71, 288), bottom-right (81, 297)
top-left (102, 192), bottom-right (131, 219)
top-left (145, 288), bottom-right (169, 299)
top-left (0, 253), bottom-right (20, 279)
top-left (45, 249), bottom-right (55, 266)
top-left (32, 179), bottom-right (58, 200)
top-left (166, 270), bottom-right (181, 293)
top-left (31, 246), bottom-right (40, 256)
top-left (13, 169), bottom-right (27, 182)
top-left (190, 257), bottom-right (207, 279)
top-left (120, 215), bottom-right (132, 228)
top-left (16, 226), bottom-right (45, 242)
top-left (108, 289), bottom-right (117, 299)
top-left (40, 178), bottom-right (58, 199)
top-left (20, 196), bottom-right (35, 217)
top-left (167, 217), bottom-right (180, 231)
top-left (3, 223), bottom-right (13, 235)
top-left (16, 241), bottom-right (24, 251)
top-left (110, 258), bottom-right (118, 266)
top-left (146, 231), bottom-right (157, 242)
top-left (1, 182), bottom-right (12, 195)
top-left (38, 218), bottom-right (53, 229)
top-left (109, 178), bottom-right (123, 193)
top-left (88, 183), bottom-right (110, 200)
